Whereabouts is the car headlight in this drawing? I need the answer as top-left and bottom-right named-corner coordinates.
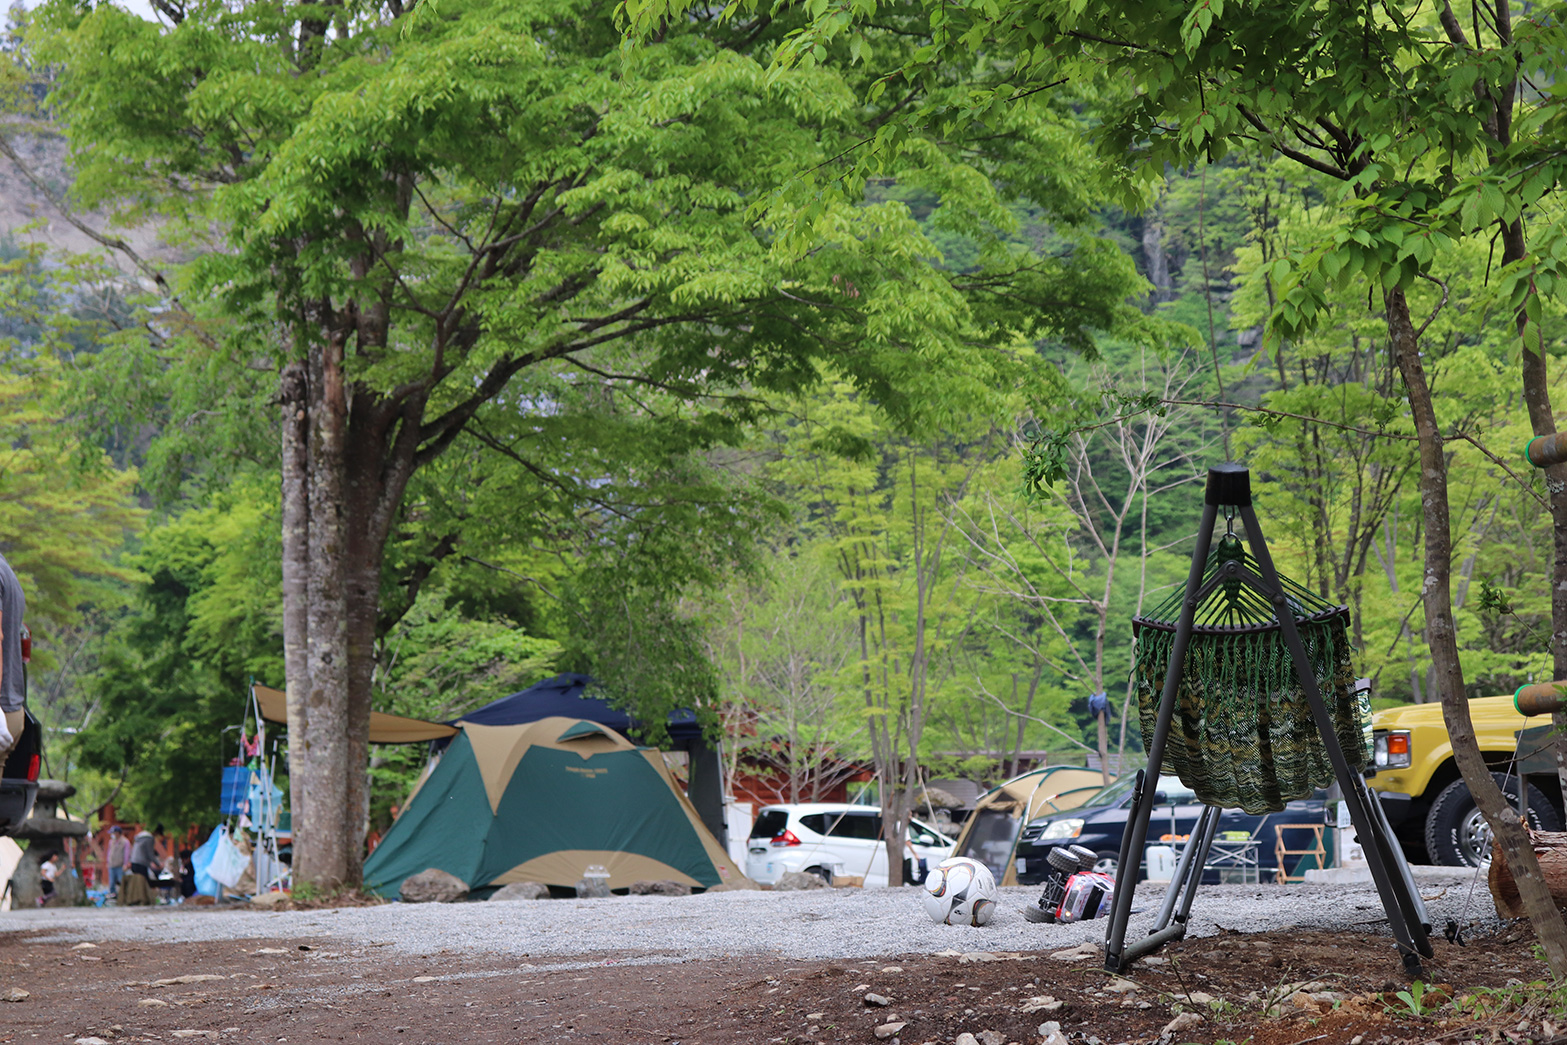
top-left (1373, 730), bottom-right (1412, 769)
top-left (1040, 818), bottom-right (1084, 840)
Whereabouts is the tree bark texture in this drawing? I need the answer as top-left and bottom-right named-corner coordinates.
top-left (278, 349), bottom-right (432, 888)
top-left (1386, 285), bottom-right (1567, 975)
top-left (279, 359), bottom-right (314, 878)
top-left (296, 329), bottom-right (352, 889)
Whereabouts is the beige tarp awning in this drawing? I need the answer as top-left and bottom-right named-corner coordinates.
top-left (252, 685), bottom-right (458, 745)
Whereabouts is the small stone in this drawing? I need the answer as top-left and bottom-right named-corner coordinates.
top-left (805, 1012), bottom-right (825, 1021)
top-left (411, 976), bottom-right (439, 983)
top-left (250, 891), bottom-right (290, 906)
top-left (1349, 1037), bottom-right (1364, 1045)
top-left (490, 882), bottom-right (550, 902)
top-left (3, 988), bottom-right (28, 1002)
top-left (773, 871), bottom-right (827, 891)
top-left (1036, 1021), bottom-right (1068, 1045)
top-left (879, 966), bottom-right (904, 974)
top-left (1161, 1011), bottom-right (1204, 1037)
top-left (874, 1022), bottom-right (907, 1040)
top-left (75, 1038), bottom-right (109, 1045)
top-left (400, 867), bottom-right (469, 904)
top-left (1018, 996), bottom-right (1064, 1014)
top-left (71, 942), bottom-right (98, 950)
top-left (1049, 942), bottom-right (1101, 962)
top-left (976, 1031), bottom-right (1005, 1045)
top-left (864, 993), bottom-right (892, 1007)
top-left (955, 1035), bottom-right (979, 1045)
top-left (171, 1033), bottom-right (219, 1040)
top-left (255, 948), bottom-right (288, 955)
top-left (1103, 978), bottom-right (1139, 993)
top-left (1187, 991), bottom-right (1216, 1005)
top-left (627, 880), bottom-right (691, 896)
top-left (151, 975), bottom-right (226, 987)
top-left (137, 999), bottom-right (169, 1008)
top-left (1143, 956), bottom-right (1167, 966)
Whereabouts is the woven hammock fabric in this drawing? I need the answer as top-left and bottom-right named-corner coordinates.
top-left (1132, 539), bottom-right (1373, 814)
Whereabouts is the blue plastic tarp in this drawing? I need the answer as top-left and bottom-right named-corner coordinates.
top-left (189, 827), bottom-right (223, 897)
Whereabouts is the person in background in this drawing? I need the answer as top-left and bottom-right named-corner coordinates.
top-left (37, 850), bottom-right (59, 907)
top-left (0, 549), bottom-right (27, 764)
top-left (178, 849), bottom-right (196, 902)
top-left (105, 826), bottom-right (129, 896)
top-left (130, 825), bottom-right (161, 883)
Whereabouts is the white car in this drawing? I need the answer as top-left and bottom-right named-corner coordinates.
top-left (745, 803), bottom-right (955, 888)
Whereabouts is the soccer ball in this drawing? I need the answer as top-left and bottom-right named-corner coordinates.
top-left (922, 857), bottom-right (997, 927)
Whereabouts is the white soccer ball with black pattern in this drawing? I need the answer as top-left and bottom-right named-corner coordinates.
top-left (921, 856), bottom-right (997, 926)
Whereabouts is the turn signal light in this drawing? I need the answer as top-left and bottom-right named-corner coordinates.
top-left (26, 753), bottom-right (39, 782)
top-left (1373, 730), bottom-right (1412, 769)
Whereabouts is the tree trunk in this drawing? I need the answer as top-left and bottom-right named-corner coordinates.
top-left (279, 359), bottom-right (313, 871)
top-left (296, 330), bottom-right (352, 890)
top-left (1386, 285), bottom-right (1567, 976)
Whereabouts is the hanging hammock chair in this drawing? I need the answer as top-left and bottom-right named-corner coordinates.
top-left (1131, 532), bottom-right (1373, 814)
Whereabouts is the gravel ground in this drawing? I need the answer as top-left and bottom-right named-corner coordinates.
top-left (0, 867), bottom-right (1493, 963)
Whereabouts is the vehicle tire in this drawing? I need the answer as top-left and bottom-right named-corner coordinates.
top-left (1092, 852), bottom-right (1119, 876)
top-left (805, 865), bottom-right (834, 885)
top-left (1424, 772), bottom-right (1563, 868)
top-left (1067, 845), bottom-right (1099, 871)
top-left (1046, 848), bottom-right (1081, 874)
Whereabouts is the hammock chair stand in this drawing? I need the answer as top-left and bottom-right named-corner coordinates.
top-left (1102, 464), bottom-right (1433, 977)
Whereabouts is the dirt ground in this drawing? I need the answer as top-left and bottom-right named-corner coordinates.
top-left (2, 919), bottom-right (1563, 1045)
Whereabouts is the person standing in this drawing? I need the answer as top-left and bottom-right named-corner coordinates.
top-left (105, 826), bottom-right (130, 895)
top-left (37, 851), bottom-right (59, 907)
top-left (178, 849), bottom-right (196, 902)
top-left (0, 549), bottom-right (27, 763)
top-left (130, 825), bottom-right (161, 883)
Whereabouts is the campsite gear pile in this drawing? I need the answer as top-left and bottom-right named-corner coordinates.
top-left (363, 716), bottom-right (744, 897)
top-left (1102, 464), bottom-right (1432, 977)
top-left (1024, 844), bottom-right (1113, 924)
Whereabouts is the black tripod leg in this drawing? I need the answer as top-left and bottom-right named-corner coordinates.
top-left (1239, 504), bottom-right (1432, 971)
top-left (1361, 777), bottom-right (1432, 934)
top-left (1153, 803), bottom-right (1219, 931)
top-left (1103, 502), bottom-right (1219, 974)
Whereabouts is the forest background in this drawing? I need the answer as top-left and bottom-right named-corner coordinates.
top-left (0, 0), bottom-right (1561, 873)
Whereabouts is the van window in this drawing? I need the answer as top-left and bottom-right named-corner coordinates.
top-left (750, 810), bottom-right (789, 840)
top-left (797, 814), bottom-right (827, 835)
top-left (908, 821), bottom-right (942, 846)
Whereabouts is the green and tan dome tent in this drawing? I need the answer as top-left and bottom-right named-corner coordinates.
top-left (364, 717), bottom-right (749, 897)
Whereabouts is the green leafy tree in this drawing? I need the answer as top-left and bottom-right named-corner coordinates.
top-left (621, 0), bottom-right (1567, 968)
top-left (27, 0), bottom-right (1150, 887)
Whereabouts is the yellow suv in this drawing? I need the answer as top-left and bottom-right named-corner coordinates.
top-left (1369, 693), bottom-right (1563, 867)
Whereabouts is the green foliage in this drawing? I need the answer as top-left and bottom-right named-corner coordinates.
top-left (70, 482), bottom-right (281, 828)
top-left (1386, 980), bottom-right (1437, 1019)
